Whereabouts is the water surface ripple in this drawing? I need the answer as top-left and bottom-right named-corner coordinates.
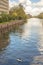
top-left (0, 18), bottom-right (43, 65)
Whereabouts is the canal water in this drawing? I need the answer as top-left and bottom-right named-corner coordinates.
top-left (0, 18), bottom-right (43, 65)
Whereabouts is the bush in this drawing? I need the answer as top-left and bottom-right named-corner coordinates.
top-left (0, 17), bottom-right (2, 23)
top-left (0, 12), bottom-right (11, 23)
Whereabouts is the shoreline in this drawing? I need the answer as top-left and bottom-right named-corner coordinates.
top-left (0, 20), bottom-right (25, 33)
top-left (0, 20), bottom-right (25, 28)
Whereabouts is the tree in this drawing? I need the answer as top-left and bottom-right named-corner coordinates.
top-left (9, 4), bottom-right (27, 20)
top-left (0, 12), bottom-right (10, 22)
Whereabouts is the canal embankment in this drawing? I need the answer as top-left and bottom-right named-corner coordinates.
top-left (0, 20), bottom-right (25, 33)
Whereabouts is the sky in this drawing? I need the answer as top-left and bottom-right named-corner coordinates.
top-left (9, 0), bottom-right (43, 16)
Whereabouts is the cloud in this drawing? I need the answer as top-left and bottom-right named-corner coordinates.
top-left (9, 0), bottom-right (18, 8)
top-left (25, 6), bottom-right (43, 16)
top-left (19, 0), bottom-right (25, 3)
top-left (35, 0), bottom-right (43, 6)
top-left (10, 0), bottom-right (43, 16)
top-left (22, 0), bottom-right (43, 16)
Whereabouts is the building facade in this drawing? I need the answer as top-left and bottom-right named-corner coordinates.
top-left (0, 0), bottom-right (9, 14)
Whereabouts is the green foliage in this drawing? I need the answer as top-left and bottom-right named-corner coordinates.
top-left (0, 12), bottom-right (10, 23)
top-left (36, 13), bottom-right (43, 19)
top-left (10, 4), bottom-right (27, 20)
top-left (27, 14), bottom-right (32, 19)
top-left (0, 17), bottom-right (2, 23)
top-left (0, 4), bottom-right (27, 23)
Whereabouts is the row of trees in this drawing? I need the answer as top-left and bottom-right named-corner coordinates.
top-left (0, 4), bottom-right (27, 23)
top-left (33, 12), bottom-right (43, 19)
top-left (37, 13), bottom-right (43, 19)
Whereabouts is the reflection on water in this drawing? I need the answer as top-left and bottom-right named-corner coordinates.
top-left (0, 18), bottom-right (43, 65)
top-left (0, 33), bottom-right (9, 51)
